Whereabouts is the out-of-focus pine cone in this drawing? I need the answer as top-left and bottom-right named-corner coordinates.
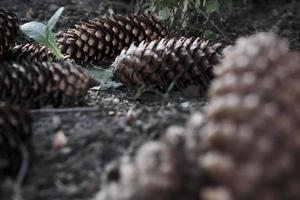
top-left (95, 114), bottom-right (218, 200)
top-left (112, 37), bottom-right (224, 92)
top-left (0, 106), bottom-right (32, 179)
top-left (57, 14), bottom-right (169, 65)
top-left (0, 61), bottom-right (99, 108)
top-left (0, 9), bottom-right (19, 59)
top-left (5, 43), bottom-right (56, 63)
top-left (200, 33), bottom-right (300, 199)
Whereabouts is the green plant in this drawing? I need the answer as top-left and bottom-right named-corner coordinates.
top-left (21, 7), bottom-right (64, 59)
top-left (145, 0), bottom-right (235, 38)
top-left (85, 66), bottom-right (122, 90)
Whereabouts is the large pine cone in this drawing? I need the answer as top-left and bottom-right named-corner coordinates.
top-left (96, 115), bottom-right (215, 200)
top-left (0, 61), bottom-right (98, 108)
top-left (112, 37), bottom-right (224, 92)
top-left (200, 33), bottom-right (300, 199)
top-left (57, 14), bottom-right (169, 65)
top-left (5, 43), bottom-right (56, 63)
top-left (0, 9), bottom-right (19, 59)
top-left (0, 106), bottom-right (32, 178)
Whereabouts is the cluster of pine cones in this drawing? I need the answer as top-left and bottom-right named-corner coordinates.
top-left (2, 5), bottom-right (299, 200)
top-left (0, 7), bottom-right (172, 189)
top-left (95, 33), bottom-right (300, 200)
top-left (1, 8), bottom-right (226, 94)
top-left (1, 6), bottom-right (225, 182)
top-left (1, 9), bottom-right (170, 184)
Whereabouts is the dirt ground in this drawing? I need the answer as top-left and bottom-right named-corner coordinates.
top-left (0, 0), bottom-right (300, 199)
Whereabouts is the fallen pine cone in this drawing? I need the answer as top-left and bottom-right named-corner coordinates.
top-left (57, 14), bottom-right (169, 65)
top-left (0, 60), bottom-right (99, 108)
top-left (112, 37), bottom-right (224, 92)
top-left (4, 43), bottom-right (56, 63)
top-left (0, 9), bottom-right (19, 59)
top-left (200, 32), bottom-right (300, 199)
top-left (95, 115), bottom-right (216, 200)
top-left (0, 106), bottom-right (32, 179)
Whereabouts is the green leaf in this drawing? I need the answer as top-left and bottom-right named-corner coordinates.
top-left (46, 31), bottom-right (64, 59)
top-left (47, 7), bottom-right (64, 31)
top-left (21, 8), bottom-right (64, 60)
top-left (203, 30), bottom-right (218, 40)
top-left (205, 0), bottom-right (220, 13)
top-left (158, 7), bottom-right (171, 21)
top-left (85, 67), bottom-right (122, 90)
top-left (20, 21), bottom-right (47, 43)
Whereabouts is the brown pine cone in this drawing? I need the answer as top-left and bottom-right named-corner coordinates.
top-left (0, 106), bottom-right (32, 178)
top-left (0, 61), bottom-right (99, 108)
top-left (57, 14), bottom-right (169, 65)
top-left (200, 33), bottom-right (300, 199)
top-left (112, 37), bottom-right (224, 92)
top-left (0, 9), bottom-right (19, 59)
top-left (96, 118), bottom-right (215, 200)
top-left (5, 43), bottom-right (56, 63)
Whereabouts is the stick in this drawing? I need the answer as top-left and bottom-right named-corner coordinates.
top-left (30, 106), bottom-right (100, 114)
top-left (13, 145), bottom-right (29, 200)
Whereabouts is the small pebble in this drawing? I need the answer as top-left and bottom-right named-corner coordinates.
top-left (179, 101), bottom-right (190, 111)
top-left (112, 98), bottom-right (120, 104)
top-left (108, 111), bottom-right (115, 116)
top-left (51, 115), bottom-right (62, 130)
top-left (126, 108), bottom-right (136, 124)
top-left (52, 131), bottom-right (68, 150)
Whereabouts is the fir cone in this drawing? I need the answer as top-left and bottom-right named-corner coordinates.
top-left (95, 114), bottom-right (218, 200)
top-left (57, 14), bottom-right (169, 65)
top-left (200, 33), bottom-right (300, 199)
top-left (112, 37), bottom-right (224, 92)
top-left (0, 61), bottom-right (98, 108)
top-left (0, 106), bottom-right (32, 179)
top-left (0, 9), bottom-right (19, 59)
top-left (5, 43), bottom-right (56, 63)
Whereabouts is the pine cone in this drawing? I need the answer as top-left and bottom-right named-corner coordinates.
top-left (0, 106), bottom-right (32, 178)
top-left (112, 37), bottom-right (224, 92)
top-left (5, 43), bottom-right (56, 63)
top-left (57, 14), bottom-right (169, 65)
top-left (0, 61), bottom-right (98, 108)
top-left (200, 33), bottom-right (300, 199)
top-left (96, 120), bottom-right (215, 200)
top-left (0, 9), bottom-right (19, 59)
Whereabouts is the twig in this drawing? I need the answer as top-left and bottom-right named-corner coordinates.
top-left (30, 106), bottom-right (100, 114)
top-left (13, 145), bottom-right (29, 200)
top-left (134, 85), bottom-right (164, 100)
top-left (163, 70), bottom-right (185, 100)
top-left (192, 1), bottom-right (232, 43)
